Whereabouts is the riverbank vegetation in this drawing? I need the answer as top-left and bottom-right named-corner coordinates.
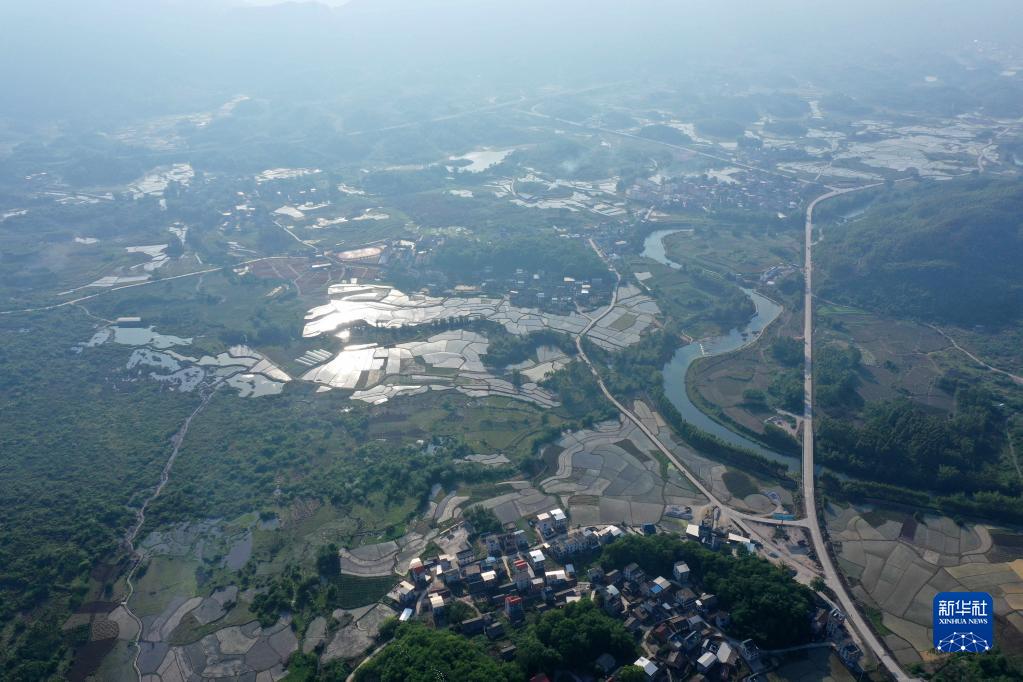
top-left (585, 331), bottom-right (791, 480)
top-left (623, 255), bottom-right (754, 337)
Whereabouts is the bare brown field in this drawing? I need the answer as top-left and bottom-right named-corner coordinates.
top-left (248, 257), bottom-right (334, 298)
top-left (817, 305), bottom-right (954, 411)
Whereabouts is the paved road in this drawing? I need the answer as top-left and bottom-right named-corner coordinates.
top-left (802, 186), bottom-right (911, 681)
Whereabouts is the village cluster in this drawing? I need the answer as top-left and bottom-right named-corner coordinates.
top-left (378, 507), bottom-right (866, 681)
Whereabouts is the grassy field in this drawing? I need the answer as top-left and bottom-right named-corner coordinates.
top-left (288, 204), bottom-right (414, 250)
top-left (371, 394), bottom-right (567, 465)
top-left (336, 574), bottom-right (398, 610)
top-left (458, 481), bottom-right (516, 507)
top-left (132, 557), bottom-right (198, 619)
top-left (935, 322), bottom-right (1023, 375)
top-left (688, 305), bottom-right (802, 439)
top-left (663, 222), bottom-right (801, 276)
top-left (539, 444), bottom-right (566, 479)
top-left (624, 255), bottom-right (750, 338)
top-left (608, 312), bottom-right (639, 331)
top-left (721, 471), bottom-right (760, 499)
top-left (168, 600), bottom-right (257, 646)
top-left (816, 304), bottom-right (960, 412)
top-left (769, 648), bottom-right (857, 682)
top-left (248, 503), bottom-right (374, 578)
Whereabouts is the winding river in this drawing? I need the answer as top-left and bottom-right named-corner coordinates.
top-left (642, 229), bottom-right (797, 471)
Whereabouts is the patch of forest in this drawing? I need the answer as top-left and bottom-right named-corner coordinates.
top-left (432, 234), bottom-right (609, 285)
top-left (817, 177), bottom-right (1023, 327)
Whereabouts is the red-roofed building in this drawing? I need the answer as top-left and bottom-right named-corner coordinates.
top-left (505, 595), bottom-right (525, 622)
top-left (513, 558), bottom-right (531, 590)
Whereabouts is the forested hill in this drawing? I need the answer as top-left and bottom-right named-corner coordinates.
top-left (817, 177), bottom-right (1023, 327)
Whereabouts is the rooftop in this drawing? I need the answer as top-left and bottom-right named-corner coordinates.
top-left (635, 656), bottom-right (658, 676)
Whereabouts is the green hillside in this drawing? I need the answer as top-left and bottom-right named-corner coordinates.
top-left (818, 178), bottom-right (1023, 327)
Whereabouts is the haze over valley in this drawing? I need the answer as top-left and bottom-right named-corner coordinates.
top-left (2, 2), bottom-right (1023, 681)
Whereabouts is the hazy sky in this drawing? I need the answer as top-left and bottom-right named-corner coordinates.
top-left (2, 0), bottom-right (1022, 124)
top-left (236, 0), bottom-right (352, 5)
